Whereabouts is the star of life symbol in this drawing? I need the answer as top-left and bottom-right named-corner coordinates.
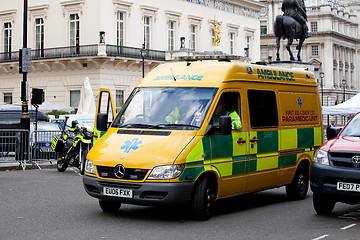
top-left (120, 138), bottom-right (143, 153)
top-left (297, 97), bottom-right (302, 108)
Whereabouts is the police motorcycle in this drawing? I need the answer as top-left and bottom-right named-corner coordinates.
top-left (51, 118), bottom-right (93, 175)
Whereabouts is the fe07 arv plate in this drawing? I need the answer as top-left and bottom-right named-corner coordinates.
top-left (337, 182), bottom-right (360, 193)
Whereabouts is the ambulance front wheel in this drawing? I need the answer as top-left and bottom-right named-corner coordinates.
top-left (99, 199), bottom-right (121, 212)
top-left (190, 177), bottom-right (214, 221)
top-left (286, 165), bottom-right (309, 200)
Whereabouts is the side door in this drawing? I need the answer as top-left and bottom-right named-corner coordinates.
top-left (209, 90), bottom-right (249, 197)
top-left (245, 89), bottom-right (280, 193)
top-left (93, 88), bottom-right (116, 145)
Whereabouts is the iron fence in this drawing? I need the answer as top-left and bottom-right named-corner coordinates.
top-left (0, 44), bottom-right (165, 63)
top-left (30, 130), bottom-right (62, 162)
top-left (106, 45), bottom-right (166, 61)
top-left (0, 129), bottom-right (30, 163)
top-left (0, 129), bottom-right (63, 164)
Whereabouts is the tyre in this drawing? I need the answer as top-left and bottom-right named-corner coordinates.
top-left (190, 177), bottom-right (214, 221)
top-left (99, 199), bottom-right (121, 212)
top-left (80, 149), bottom-right (88, 175)
top-left (313, 193), bottom-right (336, 214)
top-left (57, 159), bottom-right (69, 172)
top-left (286, 166), bottom-right (309, 200)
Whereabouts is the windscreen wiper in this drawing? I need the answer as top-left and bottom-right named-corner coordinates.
top-left (151, 123), bottom-right (200, 129)
top-left (118, 123), bottom-right (155, 129)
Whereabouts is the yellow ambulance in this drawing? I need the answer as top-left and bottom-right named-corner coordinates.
top-left (83, 56), bottom-right (322, 220)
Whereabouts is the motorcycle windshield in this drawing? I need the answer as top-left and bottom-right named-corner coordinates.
top-left (112, 87), bottom-right (217, 130)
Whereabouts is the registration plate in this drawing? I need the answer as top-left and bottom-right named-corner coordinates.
top-left (103, 187), bottom-right (133, 198)
top-left (337, 182), bottom-right (360, 192)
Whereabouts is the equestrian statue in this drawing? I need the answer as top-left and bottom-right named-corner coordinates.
top-left (274, 0), bottom-right (311, 61)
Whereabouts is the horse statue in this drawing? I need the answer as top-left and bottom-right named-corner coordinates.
top-left (274, 0), bottom-right (309, 61)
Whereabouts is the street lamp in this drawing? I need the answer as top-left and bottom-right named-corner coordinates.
top-left (140, 44), bottom-right (146, 78)
top-left (342, 79), bottom-right (347, 102)
top-left (320, 72), bottom-right (324, 106)
top-left (342, 79), bottom-right (347, 125)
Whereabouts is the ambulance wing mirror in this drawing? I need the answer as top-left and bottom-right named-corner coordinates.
top-left (219, 116), bottom-right (232, 135)
top-left (97, 113), bottom-right (108, 131)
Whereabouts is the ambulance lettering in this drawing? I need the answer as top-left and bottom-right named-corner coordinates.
top-left (257, 69), bottom-right (295, 82)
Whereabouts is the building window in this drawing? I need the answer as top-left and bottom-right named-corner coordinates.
top-left (168, 21), bottom-right (175, 51)
top-left (260, 21), bottom-right (267, 34)
top-left (190, 24), bottom-right (197, 50)
top-left (117, 12), bottom-right (125, 46)
top-left (69, 14), bottom-right (80, 54)
top-left (311, 21), bottom-right (318, 32)
top-left (70, 90), bottom-right (80, 110)
top-left (260, 46), bottom-right (268, 60)
top-left (144, 16), bottom-right (151, 49)
top-left (3, 22), bottom-right (11, 59)
top-left (3, 93), bottom-right (12, 104)
top-left (116, 90), bottom-right (124, 113)
top-left (312, 45), bottom-right (319, 56)
top-left (245, 36), bottom-right (251, 57)
top-left (35, 18), bottom-right (44, 57)
top-left (211, 28), bottom-right (215, 46)
top-left (229, 32), bottom-right (235, 55)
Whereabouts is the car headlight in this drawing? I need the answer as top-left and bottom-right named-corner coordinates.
top-left (313, 149), bottom-right (329, 165)
top-left (147, 164), bottom-right (184, 180)
top-left (84, 159), bottom-right (96, 174)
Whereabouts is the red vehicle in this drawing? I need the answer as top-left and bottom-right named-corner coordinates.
top-left (310, 112), bottom-right (360, 214)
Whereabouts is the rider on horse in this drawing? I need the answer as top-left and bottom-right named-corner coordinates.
top-left (282, 0), bottom-right (311, 39)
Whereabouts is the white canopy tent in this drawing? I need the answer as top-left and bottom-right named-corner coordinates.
top-left (322, 92), bottom-right (360, 115)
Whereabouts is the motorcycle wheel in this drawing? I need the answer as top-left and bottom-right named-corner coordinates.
top-left (80, 149), bottom-right (88, 175)
top-left (57, 159), bottom-right (69, 172)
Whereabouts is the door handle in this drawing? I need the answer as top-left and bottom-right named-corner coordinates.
top-left (237, 138), bottom-right (246, 144)
top-left (249, 137), bottom-right (258, 143)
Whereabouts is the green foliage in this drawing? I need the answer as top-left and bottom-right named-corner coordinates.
top-left (47, 110), bottom-right (70, 118)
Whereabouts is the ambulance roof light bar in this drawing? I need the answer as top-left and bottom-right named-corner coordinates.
top-left (176, 55), bottom-right (247, 62)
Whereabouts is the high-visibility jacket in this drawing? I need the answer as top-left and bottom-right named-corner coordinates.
top-left (165, 107), bottom-right (180, 124)
top-left (229, 111), bottom-right (242, 130)
top-left (213, 110), bottom-right (242, 130)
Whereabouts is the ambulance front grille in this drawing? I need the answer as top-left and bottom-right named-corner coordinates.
top-left (96, 166), bottom-right (149, 180)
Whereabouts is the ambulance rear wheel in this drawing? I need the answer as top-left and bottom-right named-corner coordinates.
top-left (99, 199), bottom-right (121, 212)
top-left (191, 177), bottom-right (214, 221)
top-left (286, 166), bottom-right (309, 200)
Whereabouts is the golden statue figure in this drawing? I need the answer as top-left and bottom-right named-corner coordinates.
top-left (213, 19), bottom-right (221, 47)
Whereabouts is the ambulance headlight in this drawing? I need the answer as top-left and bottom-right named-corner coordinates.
top-left (148, 164), bottom-right (185, 180)
top-left (313, 149), bottom-right (329, 165)
top-left (85, 159), bottom-right (96, 174)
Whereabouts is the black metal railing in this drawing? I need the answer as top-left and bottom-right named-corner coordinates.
top-left (106, 45), bottom-right (165, 61)
top-left (0, 44), bottom-right (165, 63)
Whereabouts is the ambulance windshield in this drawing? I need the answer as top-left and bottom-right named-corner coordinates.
top-left (112, 87), bottom-right (217, 130)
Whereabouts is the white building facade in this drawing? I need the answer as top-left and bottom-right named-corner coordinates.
top-left (0, 0), bottom-right (263, 112)
top-left (259, 0), bottom-right (360, 117)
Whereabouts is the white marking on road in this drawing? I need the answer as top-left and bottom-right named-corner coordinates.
top-left (69, 167), bottom-right (82, 176)
top-left (312, 235), bottom-right (328, 240)
top-left (341, 223), bottom-right (356, 230)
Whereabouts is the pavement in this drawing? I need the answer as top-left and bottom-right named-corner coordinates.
top-left (0, 161), bottom-right (56, 171)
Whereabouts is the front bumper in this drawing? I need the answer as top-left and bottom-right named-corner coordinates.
top-left (310, 162), bottom-right (360, 204)
top-left (83, 175), bottom-right (195, 206)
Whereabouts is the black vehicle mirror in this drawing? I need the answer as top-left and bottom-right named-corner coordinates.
top-left (71, 121), bottom-right (77, 128)
top-left (97, 113), bottom-right (108, 131)
top-left (327, 127), bottom-right (342, 140)
top-left (219, 116), bottom-right (232, 135)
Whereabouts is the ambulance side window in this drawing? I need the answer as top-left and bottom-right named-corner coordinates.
top-left (248, 89), bottom-right (278, 129)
